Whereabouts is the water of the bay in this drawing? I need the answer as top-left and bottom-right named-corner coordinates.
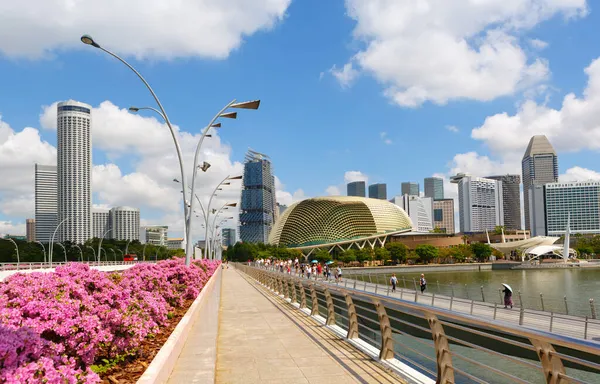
top-left (356, 267), bottom-right (600, 317)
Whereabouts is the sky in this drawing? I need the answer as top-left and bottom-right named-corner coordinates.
top-left (1, 0), bottom-right (600, 240)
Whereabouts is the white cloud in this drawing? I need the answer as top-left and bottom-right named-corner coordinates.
top-left (0, 0), bottom-right (291, 59)
top-left (344, 170), bottom-right (368, 184)
top-left (560, 166), bottom-right (600, 182)
top-left (445, 125), bottom-right (459, 133)
top-left (529, 38), bottom-right (549, 50)
top-left (380, 131), bottom-right (392, 145)
top-left (325, 186), bottom-right (341, 196)
top-left (275, 176), bottom-right (306, 207)
top-left (471, 56), bottom-right (600, 156)
top-left (329, 63), bottom-right (359, 88)
top-left (0, 221), bottom-right (25, 236)
top-left (335, 0), bottom-right (587, 107)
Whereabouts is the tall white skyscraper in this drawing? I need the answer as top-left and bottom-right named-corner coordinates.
top-left (111, 206), bottom-right (140, 241)
top-left (57, 101), bottom-right (92, 244)
top-left (390, 195), bottom-right (433, 232)
top-left (451, 173), bottom-right (504, 233)
top-left (35, 164), bottom-right (57, 243)
top-left (92, 209), bottom-right (111, 239)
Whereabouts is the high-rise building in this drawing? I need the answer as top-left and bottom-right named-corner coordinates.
top-left (522, 135), bottom-right (558, 231)
top-left (34, 164), bottom-right (57, 243)
top-left (528, 184), bottom-right (546, 237)
top-left (57, 100), bottom-right (92, 244)
top-left (542, 181), bottom-right (600, 236)
top-left (92, 209), bottom-right (111, 239)
top-left (368, 183), bottom-right (387, 200)
top-left (110, 206), bottom-right (140, 241)
top-left (222, 228), bottom-right (236, 247)
top-left (451, 173), bottom-right (504, 233)
top-left (239, 150), bottom-right (277, 243)
top-left (390, 195), bottom-right (433, 232)
top-left (26, 219), bottom-right (36, 242)
top-left (347, 181), bottom-right (366, 197)
top-left (433, 199), bottom-right (455, 234)
top-left (424, 177), bottom-right (444, 200)
top-left (401, 182), bottom-right (419, 196)
top-left (140, 226), bottom-right (168, 246)
top-left (277, 203), bottom-right (288, 217)
top-left (486, 175), bottom-right (522, 230)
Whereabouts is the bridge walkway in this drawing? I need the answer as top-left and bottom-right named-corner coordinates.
top-left (215, 268), bottom-right (403, 384)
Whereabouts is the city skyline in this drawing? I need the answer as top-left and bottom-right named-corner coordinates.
top-left (1, 1), bottom-right (600, 238)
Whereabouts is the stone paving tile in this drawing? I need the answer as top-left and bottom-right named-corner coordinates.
top-left (215, 269), bottom-right (406, 384)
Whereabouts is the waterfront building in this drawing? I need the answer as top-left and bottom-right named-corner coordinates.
top-left (368, 183), bottom-right (387, 200)
top-left (451, 173), bottom-right (503, 233)
top-left (424, 177), bottom-right (444, 200)
top-left (391, 195), bottom-right (433, 232)
top-left (222, 228), bottom-right (236, 247)
top-left (239, 149), bottom-right (277, 243)
top-left (522, 135), bottom-right (558, 231)
top-left (110, 206), bottom-right (140, 241)
top-left (347, 181), bottom-right (366, 197)
top-left (167, 238), bottom-right (184, 250)
top-left (26, 219), bottom-right (36, 242)
top-left (487, 174), bottom-right (522, 230)
top-left (401, 182), bottom-right (419, 196)
top-left (433, 199), bottom-right (455, 234)
top-left (57, 100), bottom-right (92, 244)
top-left (140, 226), bottom-right (168, 246)
top-left (92, 209), bottom-right (110, 238)
top-left (542, 181), bottom-right (600, 236)
top-left (34, 164), bottom-right (57, 243)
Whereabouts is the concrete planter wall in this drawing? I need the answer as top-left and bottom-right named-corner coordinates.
top-left (137, 266), bottom-right (223, 384)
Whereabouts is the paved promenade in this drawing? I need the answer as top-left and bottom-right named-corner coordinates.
top-left (216, 268), bottom-right (403, 384)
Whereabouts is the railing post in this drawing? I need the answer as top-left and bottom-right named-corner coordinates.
top-left (480, 286), bottom-right (485, 302)
top-left (518, 291), bottom-right (523, 308)
top-left (590, 299), bottom-right (597, 320)
top-left (498, 289), bottom-right (503, 304)
top-left (425, 312), bottom-right (455, 384)
top-left (529, 338), bottom-right (566, 384)
top-left (413, 278), bottom-right (418, 291)
top-left (564, 296), bottom-right (569, 315)
top-left (324, 289), bottom-right (336, 325)
top-left (519, 306), bottom-right (525, 326)
top-left (310, 284), bottom-right (319, 316)
top-left (290, 279), bottom-right (297, 304)
top-left (450, 282), bottom-right (454, 297)
top-left (283, 278), bottom-right (289, 299)
top-left (550, 312), bottom-right (554, 332)
top-left (373, 300), bottom-right (394, 360)
top-left (298, 281), bottom-right (307, 309)
top-left (345, 294), bottom-right (359, 339)
top-left (449, 296), bottom-right (454, 311)
top-left (540, 293), bottom-right (545, 312)
top-left (584, 316), bottom-right (589, 340)
top-left (493, 303), bottom-right (498, 320)
top-left (402, 276), bottom-right (407, 289)
top-left (470, 300), bottom-right (474, 315)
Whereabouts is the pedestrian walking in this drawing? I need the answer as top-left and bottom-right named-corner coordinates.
top-left (390, 274), bottom-right (398, 293)
top-left (502, 284), bottom-right (513, 309)
top-left (307, 265), bottom-right (311, 280)
top-left (419, 274), bottom-right (427, 293)
top-left (336, 266), bottom-right (342, 282)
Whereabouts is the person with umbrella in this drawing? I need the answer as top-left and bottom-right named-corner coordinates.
top-left (502, 283), bottom-right (513, 309)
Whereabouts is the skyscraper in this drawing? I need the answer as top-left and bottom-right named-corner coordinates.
top-left (451, 174), bottom-right (504, 233)
top-left (543, 181), bottom-right (600, 236)
top-left (57, 101), bottom-right (92, 244)
top-left (239, 149), bottom-right (277, 243)
top-left (522, 135), bottom-right (558, 231)
top-left (92, 209), bottom-right (111, 239)
top-left (486, 175), bottom-right (521, 230)
top-left (26, 219), bottom-right (36, 242)
top-left (110, 206), bottom-right (140, 241)
top-left (401, 182), bottom-right (419, 196)
top-left (424, 177), bottom-right (444, 200)
top-left (140, 226), bottom-right (168, 246)
top-left (433, 199), bottom-right (455, 234)
top-left (35, 164), bottom-right (57, 243)
top-left (368, 183), bottom-right (387, 200)
top-left (347, 181), bottom-right (366, 197)
top-left (390, 195), bottom-right (433, 232)
top-left (222, 228), bottom-right (236, 247)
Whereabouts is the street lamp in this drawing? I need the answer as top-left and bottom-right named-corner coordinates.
top-left (0, 238), bottom-right (19, 268)
top-left (203, 176), bottom-right (241, 258)
top-left (74, 245), bottom-right (84, 262)
top-left (143, 243), bottom-right (148, 261)
top-left (35, 241), bottom-right (46, 264)
top-left (56, 242), bottom-right (67, 263)
top-left (98, 228), bottom-right (112, 263)
top-left (125, 240), bottom-right (131, 254)
top-left (81, 34), bottom-right (190, 260)
top-left (117, 249), bottom-right (124, 261)
top-left (86, 246), bottom-right (96, 263)
top-left (49, 217), bottom-right (70, 267)
top-left (109, 248), bottom-right (116, 263)
top-left (186, 100), bottom-right (259, 264)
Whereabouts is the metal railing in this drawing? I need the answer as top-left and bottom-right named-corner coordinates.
top-left (0, 260), bottom-right (154, 272)
top-left (237, 264), bottom-right (600, 384)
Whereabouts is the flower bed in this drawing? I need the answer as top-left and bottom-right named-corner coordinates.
top-left (0, 259), bottom-right (220, 383)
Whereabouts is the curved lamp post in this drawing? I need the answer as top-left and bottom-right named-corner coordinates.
top-left (204, 176), bottom-right (241, 257)
top-left (86, 246), bottom-right (96, 263)
top-left (207, 203), bottom-right (236, 258)
top-left (49, 217), bottom-right (70, 267)
top-left (98, 228), bottom-right (112, 263)
top-left (1, 238), bottom-right (20, 268)
top-left (35, 241), bottom-right (46, 264)
top-left (56, 242), bottom-right (67, 263)
top-left (117, 249), bottom-right (124, 261)
top-left (81, 34), bottom-right (190, 261)
top-left (99, 247), bottom-right (106, 262)
top-left (74, 245), bottom-right (84, 262)
top-left (125, 240), bottom-right (131, 255)
top-left (142, 243), bottom-right (148, 261)
top-left (109, 248), bottom-right (116, 263)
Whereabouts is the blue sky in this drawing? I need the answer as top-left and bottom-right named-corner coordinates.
top-left (1, 0), bottom-right (599, 238)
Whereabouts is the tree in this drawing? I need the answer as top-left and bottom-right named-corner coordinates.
top-left (430, 227), bottom-right (445, 234)
top-left (461, 235), bottom-right (470, 245)
top-left (341, 249), bottom-right (356, 263)
top-left (451, 245), bottom-right (471, 262)
top-left (374, 247), bottom-right (391, 263)
top-left (415, 244), bottom-right (438, 264)
top-left (355, 248), bottom-right (373, 263)
top-left (314, 249), bottom-right (330, 263)
top-left (494, 225), bottom-right (505, 235)
top-left (385, 243), bottom-right (408, 263)
top-left (470, 243), bottom-right (492, 262)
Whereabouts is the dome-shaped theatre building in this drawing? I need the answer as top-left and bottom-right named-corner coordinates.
top-left (268, 196), bottom-right (413, 252)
